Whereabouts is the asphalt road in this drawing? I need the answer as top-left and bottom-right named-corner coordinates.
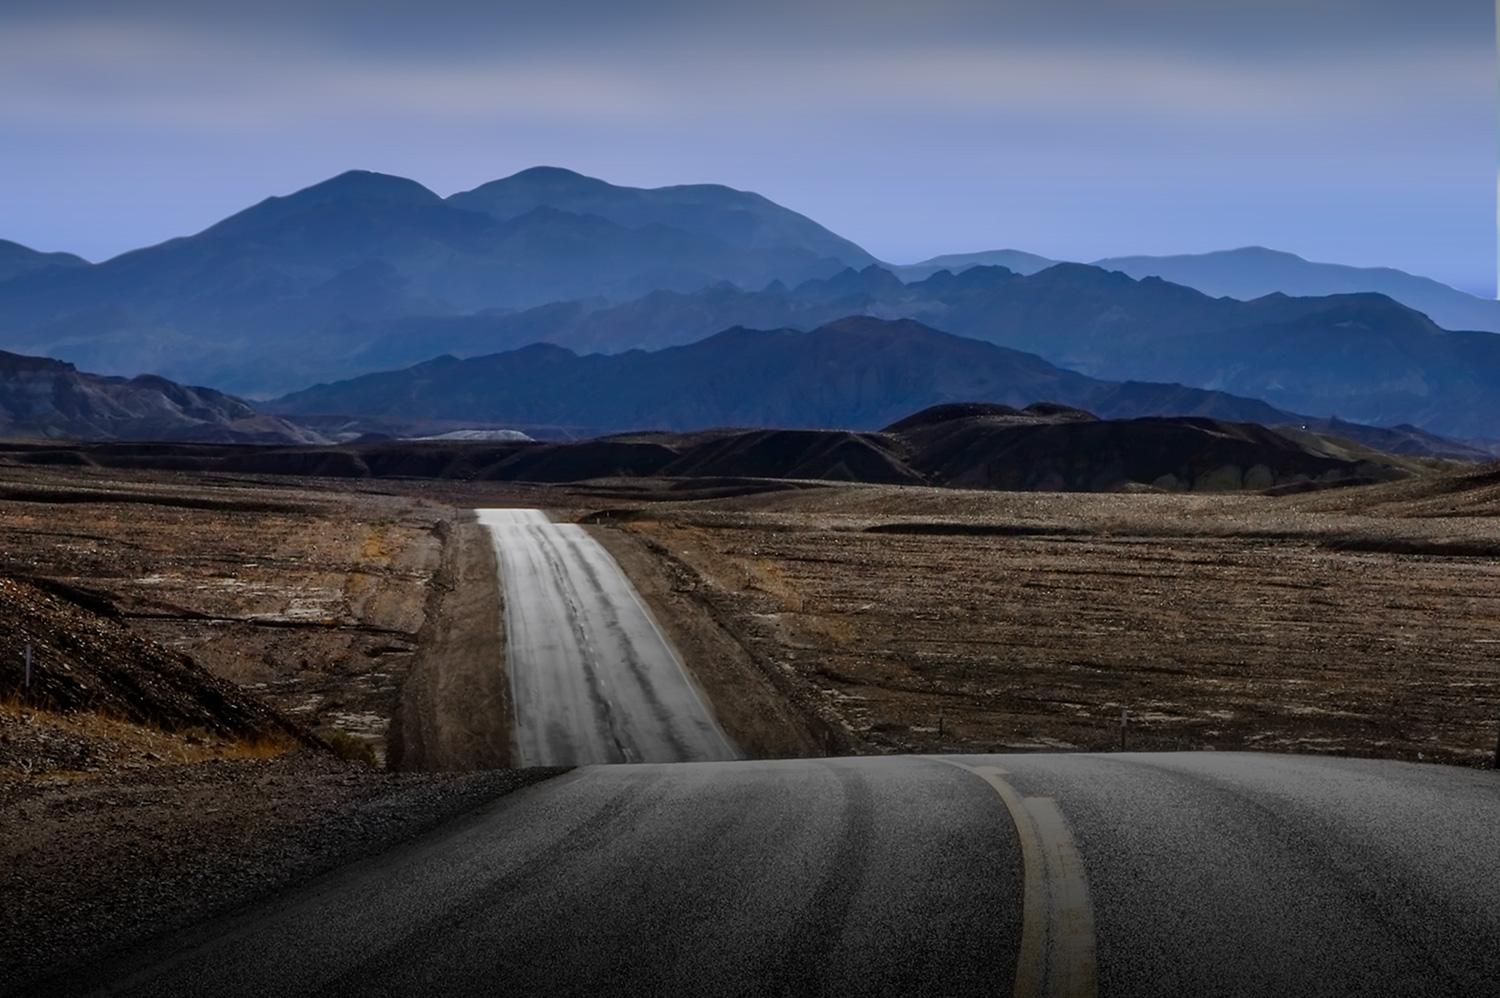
top-left (43, 752), bottom-right (1500, 998)
top-left (479, 508), bottom-right (736, 766)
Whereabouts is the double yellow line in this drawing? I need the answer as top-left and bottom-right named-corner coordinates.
top-left (937, 760), bottom-right (1098, 998)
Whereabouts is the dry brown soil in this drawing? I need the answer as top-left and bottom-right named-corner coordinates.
top-left (594, 525), bottom-right (831, 757)
top-left (4, 461), bottom-right (1499, 989)
top-left (0, 467), bottom-right (559, 994)
top-left (389, 517), bottom-right (512, 769)
top-left (576, 478), bottom-right (1500, 766)
top-left (0, 465), bottom-right (455, 764)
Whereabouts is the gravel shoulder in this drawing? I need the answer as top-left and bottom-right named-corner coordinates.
top-left (1, 750), bottom-right (561, 996)
top-left (388, 515), bottom-right (512, 770)
top-left (590, 522), bottom-right (838, 757)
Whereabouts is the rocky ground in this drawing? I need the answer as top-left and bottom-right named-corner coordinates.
top-left (0, 465), bottom-right (453, 763)
top-left (0, 463), bottom-right (557, 994)
top-left (576, 472), bottom-right (1500, 766)
top-left (1, 742), bottom-right (558, 995)
top-left (3, 456), bottom-right (1498, 992)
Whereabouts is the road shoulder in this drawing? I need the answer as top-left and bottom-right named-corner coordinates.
top-left (388, 513), bottom-right (512, 770)
top-left (2, 755), bottom-right (561, 997)
top-left (589, 522), bottom-right (833, 758)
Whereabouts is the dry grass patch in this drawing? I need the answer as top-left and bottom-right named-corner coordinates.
top-left (1, 700), bottom-right (299, 780)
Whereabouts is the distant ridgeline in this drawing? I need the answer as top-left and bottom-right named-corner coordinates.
top-left (305, 264), bottom-right (1500, 442)
top-left (268, 316), bottom-right (1487, 462)
top-left (0, 349), bottom-right (319, 444)
top-left (0, 399), bottom-right (1444, 495)
top-left (2, 168), bottom-right (1498, 440)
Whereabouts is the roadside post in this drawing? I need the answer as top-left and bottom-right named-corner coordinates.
top-left (1119, 707), bottom-right (1128, 751)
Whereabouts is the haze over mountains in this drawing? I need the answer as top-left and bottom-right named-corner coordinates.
top-left (268, 316), bottom-right (1325, 437)
top-left (0, 240), bottom-right (87, 283)
top-left (2, 165), bottom-right (1497, 445)
top-left (0, 350), bottom-right (318, 444)
top-left (0, 168), bottom-right (871, 395)
top-left (329, 262), bottom-right (1500, 439)
top-left (899, 246), bottom-right (1500, 335)
top-left (1093, 248), bottom-right (1500, 336)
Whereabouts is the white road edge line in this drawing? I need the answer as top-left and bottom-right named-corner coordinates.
top-left (932, 759), bottom-right (1098, 998)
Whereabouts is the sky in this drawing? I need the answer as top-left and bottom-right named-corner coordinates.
top-left (2, 0), bottom-right (1494, 295)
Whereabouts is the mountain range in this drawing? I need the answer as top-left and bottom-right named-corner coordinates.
top-left (3, 401), bottom-right (1423, 495)
top-left (0, 318), bottom-right (1474, 461)
top-left (0, 350), bottom-right (318, 444)
top-left (0, 239), bottom-right (87, 283)
top-left (266, 315), bottom-right (1365, 441)
top-left (893, 249), bottom-right (1057, 282)
top-left (0, 168), bottom-right (871, 395)
top-left (900, 246), bottom-right (1500, 335)
top-left (323, 263), bottom-right (1500, 439)
top-left (1094, 248), bottom-right (1500, 335)
top-left (2, 165), bottom-right (1497, 442)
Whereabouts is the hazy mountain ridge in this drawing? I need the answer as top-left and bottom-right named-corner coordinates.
top-left (0, 168), bottom-right (876, 394)
top-left (898, 245), bottom-right (1500, 334)
top-left (0, 349), bottom-right (320, 443)
top-left (0, 239), bottom-right (88, 283)
top-left (1093, 247), bottom-right (1500, 334)
top-left (336, 262), bottom-right (1500, 438)
top-left (891, 249), bottom-right (1058, 281)
top-left (267, 316), bottom-right (1321, 435)
top-left (449, 166), bottom-right (873, 267)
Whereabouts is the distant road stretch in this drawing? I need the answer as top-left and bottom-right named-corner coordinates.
top-left (41, 752), bottom-right (1500, 998)
top-left (479, 508), bottom-right (736, 766)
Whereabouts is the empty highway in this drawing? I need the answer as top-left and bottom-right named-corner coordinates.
top-left (39, 752), bottom-right (1500, 997)
top-left (479, 508), bottom-right (736, 766)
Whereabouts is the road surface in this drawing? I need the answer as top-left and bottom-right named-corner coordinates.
top-left (479, 508), bottom-right (736, 766)
top-left (40, 752), bottom-right (1500, 997)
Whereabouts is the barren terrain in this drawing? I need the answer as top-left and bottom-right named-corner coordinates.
top-left (0, 464), bottom-right (557, 994)
top-left (0, 465), bottom-right (454, 764)
top-left (581, 474), bottom-right (1500, 766)
top-left (4, 452), bottom-right (1499, 989)
top-left (2, 747), bottom-right (557, 994)
top-left (4, 458), bottom-right (1498, 772)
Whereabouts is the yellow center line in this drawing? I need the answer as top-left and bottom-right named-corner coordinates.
top-left (933, 759), bottom-right (1098, 998)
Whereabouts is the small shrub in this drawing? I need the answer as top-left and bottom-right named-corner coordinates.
top-left (321, 729), bottom-right (378, 767)
top-left (225, 734), bottom-right (297, 760)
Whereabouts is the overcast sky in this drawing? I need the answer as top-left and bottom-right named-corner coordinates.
top-left (3, 0), bottom-right (1493, 294)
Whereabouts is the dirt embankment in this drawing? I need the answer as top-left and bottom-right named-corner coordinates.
top-left (0, 576), bottom-right (310, 748)
top-left (592, 524), bottom-right (834, 758)
top-left (0, 463), bottom-right (535, 772)
top-left (0, 465), bottom-right (448, 764)
top-left (389, 515), bottom-right (512, 770)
